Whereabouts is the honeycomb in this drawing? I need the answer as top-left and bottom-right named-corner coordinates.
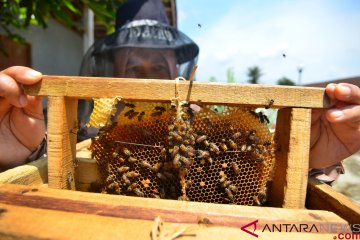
top-left (90, 99), bottom-right (275, 206)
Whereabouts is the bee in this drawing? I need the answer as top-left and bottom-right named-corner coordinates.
top-left (168, 124), bottom-right (174, 131)
top-left (231, 162), bottom-right (240, 175)
top-left (125, 103), bottom-right (136, 108)
top-left (232, 132), bottom-right (242, 140)
top-left (228, 185), bottom-right (238, 193)
top-left (185, 180), bottom-right (193, 189)
top-left (127, 183), bottom-right (138, 192)
top-left (170, 146), bottom-right (179, 158)
top-left (107, 182), bottom-right (119, 190)
top-left (172, 154), bottom-right (181, 169)
top-left (227, 140), bottom-right (238, 150)
top-left (152, 163), bottom-right (162, 173)
top-left (123, 148), bottom-right (131, 157)
top-left (219, 174), bottom-right (227, 183)
top-left (106, 174), bottom-right (115, 183)
top-left (121, 174), bottom-right (131, 185)
top-left (151, 194), bottom-right (161, 199)
top-left (207, 157), bottom-right (214, 164)
top-left (170, 131), bottom-right (183, 142)
top-left (112, 152), bottom-right (119, 159)
top-left (256, 157), bottom-right (267, 167)
top-left (209, 143), bottom-right (220, 154)
top-left (196, 135), bottom-right (207, 144)
top-left (253, 191), bottom-right (267, 206)
top-left (128, 111), bottom-right (139, 120)
top-left (203, 117), bottom-right (213, 128)
top-left (246, 145), bottom-right (252, 151)
top-left (178, 195), bottom-right (190, 201)
top-left (198, 218), bottom-right (212, 225)
top-left (118, 157), bottom-right (126, 163)
top-left (126, 171), bottom-right (139, 178)
top-left (154, 106), bottom-right (166, 112)
top-left (253, 196), bottom-right (261, 206)
top-left (221, 180), bottom-right (232, 188)
top-left (124, 109), bottom-right (135, 117)
top-left (264, 141), bottom-right (272, 146)
top-left (133, 188), bottom-right (145, 197)
top-left (159, 147), bottom-right (167, 157)
top-left (151, 111), bottom-right (163, 117)
top-left (248, 130), bottom-right (256, 141)
top-left (197, 23), bottom-right (202, 28)
top-left (118, 166), bottom-right (130, 173)
top-left (240, 144), bottom-right (247, 152)
top-left (197, 150), bottom-right (210, 159)
top-left (140, 160), bottom-right (152, 170)
top-left (219, 139), bottom-right (228, 151)
top-left (128, 157), bottom-right (138, 163)
top-left (137, 111), bottom-right (145, 121)
top-left (179, 144), bottom-right (187, 153)
top-left (265, 99), bottom-right (274, 109)
top-left (186, 147), bottom-right (195, 157)
top-left (225, 188), bottom-right (234, 201)
top-left (258, 111), bottom-right (269, 124)
top-left (180, 156), bottom-right (191, 167)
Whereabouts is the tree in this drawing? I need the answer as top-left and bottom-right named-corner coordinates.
top-left (226, 67), bottom-right (236, 83)
top-left (0, 0), bottom-right (126, 45)
top-left (247, 66), bottom-right (263, 84)
top-left (209, 76), bottom-right (217, 82)
top-left (277, 77), bottom-right (295, 86)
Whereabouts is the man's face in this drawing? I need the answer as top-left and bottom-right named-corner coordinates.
top-left (114, 48), bottom-right (177, 79)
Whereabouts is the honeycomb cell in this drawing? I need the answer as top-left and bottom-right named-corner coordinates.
top-left (90, 101), bottom-right (275, 206)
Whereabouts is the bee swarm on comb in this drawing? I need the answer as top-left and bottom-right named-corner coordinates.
top-left (90, 98), bottom-right (275, 206)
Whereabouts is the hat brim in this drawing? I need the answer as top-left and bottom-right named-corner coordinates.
top-left (94, 19), bottom-right (199, 64)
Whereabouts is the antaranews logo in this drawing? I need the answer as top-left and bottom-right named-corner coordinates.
top-left (240, 220), bottom-right (360, 239)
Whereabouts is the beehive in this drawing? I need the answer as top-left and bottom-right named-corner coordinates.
top-left (23, 75), bottom-right (328, 209)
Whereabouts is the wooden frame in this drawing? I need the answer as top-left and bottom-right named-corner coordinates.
top-left (23, 75), bottom-right (331, 209)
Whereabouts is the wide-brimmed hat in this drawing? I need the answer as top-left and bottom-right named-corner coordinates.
top-left (103, 0), bottom-right (199, 64)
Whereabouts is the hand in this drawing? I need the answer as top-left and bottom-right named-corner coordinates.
top-left (0, 66), bottom-right (45, 170)
top-left (310, 83), bottom-right (360, 168)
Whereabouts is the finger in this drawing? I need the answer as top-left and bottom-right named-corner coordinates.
top-left (325, 83), bottom-right (337, 99)
top-left (1, 66), bottom-right (42, 85)
top-left (23, 96), bottom-right (44, 120)
top-left (333, 83), bottom-right (360, 105)
top-left (325, 104), bottom-right (360, 123)
top-left (0, 73), bottom-right (27, 108)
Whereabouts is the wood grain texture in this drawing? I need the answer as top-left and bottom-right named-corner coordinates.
top-left (47, 96), bottom-right (77, 189)
top-left (0, 157), bottom-right (47, 185)
top-left (23, 75), bottom-right (330, 108)
top-left (0, 203), bottom-right (340, 240)
top-left (269, 108), bottom-right (312, 208)
top-left (0, 183), bottom-right (349, 235)
top-left (306, 177), bottom-right (360, 227)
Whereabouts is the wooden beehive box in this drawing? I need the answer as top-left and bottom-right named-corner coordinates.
top-left (1, 75), bottom-right (359, 239)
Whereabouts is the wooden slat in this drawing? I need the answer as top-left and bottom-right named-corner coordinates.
top-left (47, 96), bottom-right (77, 189)
top-left (0, 203), bottom-right (340, 240)
top-left (0, 157), bottom-right (47, 185)
top-left (24, 75), bottom-right (330, 108)
top-left (0, 183), bottom-right (349, 235)
top-left (307, 177), bottom-right (360, 227)
top-left (269, 108), bottom-right (311, 208)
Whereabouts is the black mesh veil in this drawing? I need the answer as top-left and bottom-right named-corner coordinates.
top-left (79, 19), bottom-right (199, 78)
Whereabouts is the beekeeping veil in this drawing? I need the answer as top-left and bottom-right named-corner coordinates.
top-left (80, 0), bottom-right (199, 79)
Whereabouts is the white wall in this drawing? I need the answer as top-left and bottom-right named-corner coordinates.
top-left (20, 19), bottom-right (84, 75)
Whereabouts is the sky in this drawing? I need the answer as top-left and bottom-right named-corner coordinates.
top-left (177, 0), bottom-right (360, 85)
